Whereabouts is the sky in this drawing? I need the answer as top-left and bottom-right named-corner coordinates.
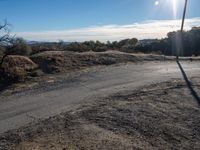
top-left (0, 0), bottom-right (200, 42)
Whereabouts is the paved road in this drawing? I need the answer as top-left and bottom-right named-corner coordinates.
top-left (0, 61), bottom-right (200, 134)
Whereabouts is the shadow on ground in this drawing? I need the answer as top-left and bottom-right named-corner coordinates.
top-left (177, 60), bottom-right (200, 106)
top-left (0, 81), bottom-right (12, 93)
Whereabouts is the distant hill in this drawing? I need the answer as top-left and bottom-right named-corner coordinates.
top-left (139, 39), bottom-right (160, 46)
top-left (27, 41), bottom-right (71, 45)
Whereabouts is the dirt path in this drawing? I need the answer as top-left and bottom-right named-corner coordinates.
top-left (0, 61), bottom-right (200, 134)
top-left (1, 77), bottom-right (200, 150)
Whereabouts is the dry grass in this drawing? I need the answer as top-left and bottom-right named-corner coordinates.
top-left (0, 55), bottom-right (38, 81)
top-left (1, 55), bottom-right (37, 71)
top-left (30, 51), bottom-right (175, 74)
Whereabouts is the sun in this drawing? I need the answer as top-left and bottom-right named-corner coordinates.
top-left (155, 1), bottom-right (159, 6)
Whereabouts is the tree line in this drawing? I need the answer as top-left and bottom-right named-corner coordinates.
top-left (29, 25), bottom-right (200, 57)
top-left (1, 20), bottom-right (200, 60)
top-left (136, 27), bottom-right (200, 56)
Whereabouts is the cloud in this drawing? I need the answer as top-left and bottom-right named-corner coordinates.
top-left (14, 17), bottom-right (200, 42)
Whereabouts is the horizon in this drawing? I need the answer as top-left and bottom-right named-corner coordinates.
top-left (1, 0), bottom-right (200, 42)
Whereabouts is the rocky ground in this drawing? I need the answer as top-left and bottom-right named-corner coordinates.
top-left (1, 77), bottom-right (200, 150)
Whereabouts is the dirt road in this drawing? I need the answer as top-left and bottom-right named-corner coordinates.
top-left (0, 61), bottom-right (200, 134)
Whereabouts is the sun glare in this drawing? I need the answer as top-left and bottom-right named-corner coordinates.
top-left (155, 0), bottom-right (178, 19)
top-left (172, 0), bottom-right (177, 19)
top-left (165, 0), bottom-right (178, 19)
top-left (155, 1), bottom-right (159, 6)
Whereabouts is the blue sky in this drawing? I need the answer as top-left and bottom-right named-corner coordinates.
top-left (0, 0), bottom-right (200, 41)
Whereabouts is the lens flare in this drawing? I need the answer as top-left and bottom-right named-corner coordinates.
top-left (172, 0), bottom-right (177, 19)
top-left (155, 0), bottom-right (178, 19)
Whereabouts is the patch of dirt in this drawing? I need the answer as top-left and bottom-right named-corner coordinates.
top-left (1, 78), bottom-right (200, 150)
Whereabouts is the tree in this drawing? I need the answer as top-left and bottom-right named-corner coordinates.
top-left (0, 20), bottom-right (10, 46)
top-left (189, 27), bottom-right (200, 56)
top-left (58, 40), bottom-right (65, 50)
top-left (128, 38), bottom-right (138, 46)
top-left (7, 38), bottom-right (32, 56)
top-left (0, 20), bottom-right (32, 67)
top-left (0, 20), bottom-right (12, 66)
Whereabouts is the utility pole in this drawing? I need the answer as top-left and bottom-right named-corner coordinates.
top-left (177, 0), bottom-right (188, 60)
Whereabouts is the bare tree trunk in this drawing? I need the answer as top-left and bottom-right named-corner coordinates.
top-left (0, 54), bottom-right (8, 68)
top-left (0, 20), bottom-right (11, 68)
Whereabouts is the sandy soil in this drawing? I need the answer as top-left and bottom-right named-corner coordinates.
top-left (1, 77), bottom-right (200, 150)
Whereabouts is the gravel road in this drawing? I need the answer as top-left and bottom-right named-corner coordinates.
top-left (0, 61), bottom-right (200, 134)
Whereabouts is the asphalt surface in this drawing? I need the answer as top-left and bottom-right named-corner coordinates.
top-left (0, 61), bottom-right (200, 134)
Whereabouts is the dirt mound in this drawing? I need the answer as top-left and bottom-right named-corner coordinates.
top-left (31, 50), bottom-right (199, 74)
top-left (0, 55), bottom-right (37, 81)
top-left (1, 55), bottom-right (37, 71)
top-left (30, 51), bottom-right (139, 73)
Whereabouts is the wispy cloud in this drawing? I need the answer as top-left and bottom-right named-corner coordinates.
top-left (15, 17), bottom-right (200, 42)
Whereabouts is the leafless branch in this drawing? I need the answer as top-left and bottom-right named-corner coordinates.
top-left (0, 20), bottom-right (11, 46)
top-left (0, 20), bottom-right (12, 67)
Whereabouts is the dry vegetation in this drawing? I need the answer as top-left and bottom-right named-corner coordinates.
top-left (1, 78), bottom-right (200, 150)
top-left (30, 50), bottom-right (182, 74)
top-left (0, 55), bottom-right (37, 82)
top-left (1, 49), bottom-right (199, 94)
top-left (0, 50), bottom-right (173, 93)
top-left (1, 50), bottom-right (169, 82)
top-left (30, 51), bottom-right (170, 73)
